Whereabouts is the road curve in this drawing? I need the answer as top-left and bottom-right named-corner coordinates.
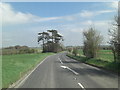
top-left (16, 52), bottom-right (118, 89)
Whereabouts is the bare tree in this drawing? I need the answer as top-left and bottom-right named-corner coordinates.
top-left (83, 27), bottom-right (102, 58)
top-left (109, 15), bottom-right (120, 62)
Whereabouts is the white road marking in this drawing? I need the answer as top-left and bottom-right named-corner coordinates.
top-left (61, 66), bottom-right (67, 69)
top-left (67, 67), bottom-right (79, 75)
top-left (62, 56), bottom-right (84, 69)
top-left (60, 65), bottom-right (79, 75)
top-left (15, 56), bottom-right (51, 88)
top-left (78, 83), bottom-right (85, 90)
top-left (58, 58), bottom-right (63, 64)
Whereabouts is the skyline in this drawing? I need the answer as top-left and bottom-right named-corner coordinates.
top-left (1, 2), bottom-right (118, 47)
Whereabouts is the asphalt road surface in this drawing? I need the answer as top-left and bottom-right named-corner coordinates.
top-left (17, 52), bottom-right (118, 89)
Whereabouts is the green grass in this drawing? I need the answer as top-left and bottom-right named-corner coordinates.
top-left (2, 53), bottom-right (54, 88)
top-left (78, 49), bottom-right (114, 62)
top-left (97, 50), bottom-right (114, 62)
top-left (67, 49), bottom-right (120, 73)
top-left (78, 49), bottom-right (83, 56)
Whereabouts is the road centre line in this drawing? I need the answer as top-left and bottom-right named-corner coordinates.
top-left (78, 83), bottom-right (86, 90)
top-left (67, 67), bottom-right (79, 75)
top-left (64, 56), bottom-right (84, 69)
top-left (58, 58), bottom-right (63, 64)
top-left (60, 65), bottom-right (79, 75)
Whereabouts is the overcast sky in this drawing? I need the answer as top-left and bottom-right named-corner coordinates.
top-left (1, 2), bottom-right (118, 47)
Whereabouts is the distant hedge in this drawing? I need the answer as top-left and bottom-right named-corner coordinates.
top-left (1, 45), bottom-right (37, 55)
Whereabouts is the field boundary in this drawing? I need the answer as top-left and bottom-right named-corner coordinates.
top-left (6, 54), bottom-right (55, 89)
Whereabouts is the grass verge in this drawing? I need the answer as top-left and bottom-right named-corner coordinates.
top-left (67, 54), bottom-right (120, 73)
top-left (2, 53), bottom-right (54, 88)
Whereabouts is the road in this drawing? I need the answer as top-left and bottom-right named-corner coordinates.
top-left (16, 52), bottom-right (118, 89)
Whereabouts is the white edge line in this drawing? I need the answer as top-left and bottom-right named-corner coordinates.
top-left (78, 83), bottom-right (85, 90)
top-left (15, 55), bottom-right (51, 88)
top-left (67, 67), bottom-right (79, 75)
top-left (58, 58), bottom-right (63, 64)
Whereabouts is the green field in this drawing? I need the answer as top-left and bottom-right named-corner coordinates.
top-left (2, 53), bottom-right (54, 88)
top-left (78, 49), bottom-right (114, 62)
top-left (68, 49), bottom-right (120, 73)
top-left (97, 50), bottom-right (114, 62)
